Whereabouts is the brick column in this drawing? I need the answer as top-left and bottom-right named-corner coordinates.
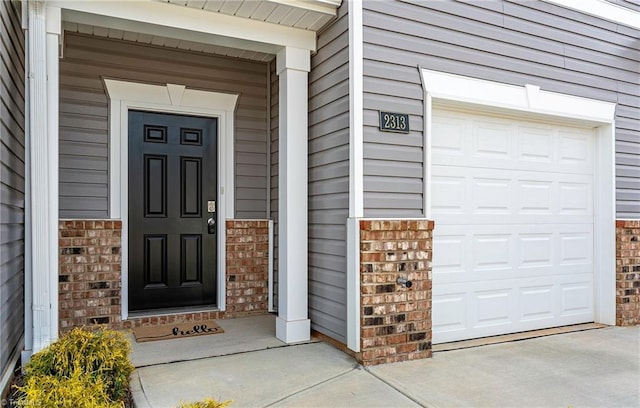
top-left (616, 220), bottom-right (640, 326)
top-left (58, 220), bottom-right (122, 332)
top-left (225, 220), bottom-right (270, 316)
top-left (359, 220), bottom-right (434, 365)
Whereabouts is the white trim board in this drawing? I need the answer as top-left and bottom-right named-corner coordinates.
top-left (103, 79), bottom-right (238, 319)
top-left (543, 0), bottom-right (640, 29)
top-left (346, 0), bottom-right (364, 352)
top-left (420, 69), bottom-right (617, 327)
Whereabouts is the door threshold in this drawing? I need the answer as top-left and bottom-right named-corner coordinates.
top-left (128, 305), bottom-right (219, 319)
top-left (433, 323), bottom-right (608, 352)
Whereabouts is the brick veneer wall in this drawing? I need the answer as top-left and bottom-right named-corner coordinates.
top-left (359, 219), bottom-right (434, 366)
top-left (616, 220), bottom-right (640, 326)
top-left (225, 220), bottom-right (270, 315)
top-left (59, 219), bottom-right (271, 331)
top-left (59, 220), bottom-right (122, 332)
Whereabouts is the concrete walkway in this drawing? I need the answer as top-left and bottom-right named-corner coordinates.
top-left (131, 325), bottom-right (639, 408)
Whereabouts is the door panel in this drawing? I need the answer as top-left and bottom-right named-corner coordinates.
top-left (129, 110), bottom-right (218, 311)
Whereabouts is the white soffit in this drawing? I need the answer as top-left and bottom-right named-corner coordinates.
top-left (165, 0), bottom-right (339, 30)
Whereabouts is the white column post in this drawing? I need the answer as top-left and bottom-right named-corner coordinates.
top-left (26, 0), bottom-right (60, 354)
top-left (275, 47), bottom-right (311, 343)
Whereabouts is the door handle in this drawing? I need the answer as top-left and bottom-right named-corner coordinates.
top-left (207, 217), bottom-right (216, 234)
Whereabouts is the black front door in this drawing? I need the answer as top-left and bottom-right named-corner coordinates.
top-left (128, 110), bottom-right (217, 311)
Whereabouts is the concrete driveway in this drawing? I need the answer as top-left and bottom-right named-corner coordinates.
top-left (131, 325), bottom-right (639, 407)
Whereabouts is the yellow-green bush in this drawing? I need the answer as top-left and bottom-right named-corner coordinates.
top-left (19, 364), bottom-right (121, 408)
top-left (17, 327), bottom-right (134, 407)
top-left (178, 398), bottom-right (233, 408)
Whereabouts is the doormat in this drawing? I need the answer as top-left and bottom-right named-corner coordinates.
top-left (133, 320), bottom-right (224, 343)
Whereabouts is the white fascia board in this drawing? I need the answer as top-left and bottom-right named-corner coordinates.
top-left (544, 0), bottom-right (640, 29)
top-left (51, 0), bottom-right (317, 52)
top-left (269, 0), bottom-right (340, 15)
top-left (421, 70), bottom-right (616, 125)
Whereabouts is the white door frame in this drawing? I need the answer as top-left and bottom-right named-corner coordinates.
top-left (419, 69), bottom-right (617, 326)
top-left (104, 79), bottom-right (238, 319)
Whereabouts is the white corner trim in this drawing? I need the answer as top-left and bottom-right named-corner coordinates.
top-left (420, 68), bottom-right (617, 326)
top-left (347, 0), bottom-right (364, 352)
top-left (418, 68), bottom-right (432, 219)
top-left (348, 0), bottom-right (364, 219)
top-left (46, 8), bottom-right (60, 344)
top-left (421, 70), bottom-right (616, 125)
top-left (594, 124), bottom-right (617, 325)
top-left (103, 79), bottom-right (238, 318)
top-left (543, 0), bottom-right (640, 29)
top-left (268, 220), bottom-right (275, 312)
top-left (346, 217), bottom-right (361, 352)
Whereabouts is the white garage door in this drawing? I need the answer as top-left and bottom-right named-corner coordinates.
top-left (431, 108), bottom-right (595, 344)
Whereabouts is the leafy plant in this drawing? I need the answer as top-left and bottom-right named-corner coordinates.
top-left (178, 398), bottom-right (233, 408)
top-left (17, 327), bottom-right (134, 406)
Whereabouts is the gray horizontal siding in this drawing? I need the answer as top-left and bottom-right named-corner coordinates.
top-left (0, 0), bottom-right (24, 390)
top-left (60, 33), bottom-right (269, 219)
top-left (362, 0), bottom-right (640, 218)
top-left (308, 2), bottom-right (350, 343)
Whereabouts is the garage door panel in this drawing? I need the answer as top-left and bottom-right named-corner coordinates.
top-left (473, 119), bottom-right (512, 159)
top-left (432, 233), bottom-right (467, 274)
top-left (559, 231), bottom-right (593, 266)
top-left (517, 125), bottom-right (554, 163)
top-left (518, 180), bottom-right (553, 215)
top-left (520, 284), bottom-right (555, 321)
top-left (558, 181), bottom-right (593, 216)
top-left (558, 130), bottom-right (593, 170)
top-left (432, 292), bottom-right (467, 334)
top-left (432, 110), bottom-right (594, 175)
top-left (433, 274), bottom-right (593, 343)
top-left (433, 166), bottom-right (593, 222)
top-left (473, 233), bottom-right (513, 273)
top-left (561, 281), bottom-right (593, 316)
top-left (472, 177), bottom-right (511, 214)
top-left (431, 175), bottom-right (465, 214)
top-left (432, 108), bottom-right (594, 344)
top-left (435, 225), bottom-right (592, 278)
top-left (473, 288), bottom-right (514, 328)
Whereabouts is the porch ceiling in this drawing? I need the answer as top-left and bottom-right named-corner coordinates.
top-left (62, 21), bottom-right (276, 62)
top-left (57, 0), bottom-right (340, 62)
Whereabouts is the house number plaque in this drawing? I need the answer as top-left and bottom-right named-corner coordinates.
top-left (379, 111), bottom-right (409, 133)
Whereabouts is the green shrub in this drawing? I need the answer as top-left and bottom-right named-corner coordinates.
top-left (178, 398), bottom-right (233, 408)
top-left (17, 327), bottom-right (134, 406)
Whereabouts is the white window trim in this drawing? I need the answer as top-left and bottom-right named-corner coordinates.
top-left (420, 69), bottom-right (617, 326)
top-left (543, 0), bottom-right (640, 29)
top-left (104, 79), bottom-right (238, 319)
